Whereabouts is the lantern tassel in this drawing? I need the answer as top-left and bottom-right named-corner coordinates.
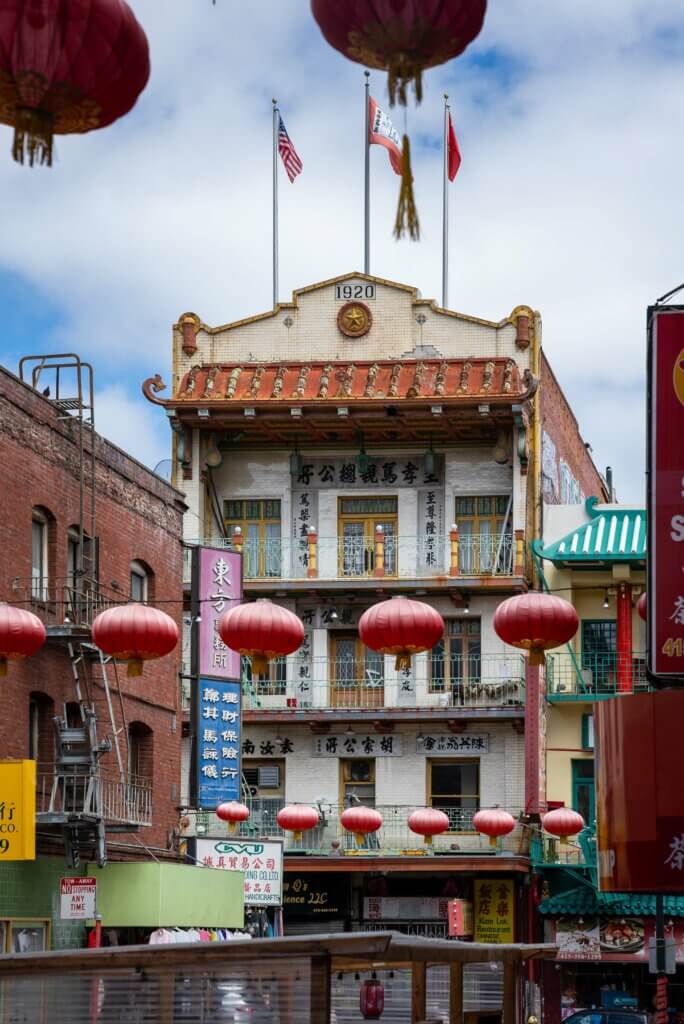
top-left (387, 57), bottom-right (423, 106)
top-left (127, 658), bottom-right (143, 677)
top-left (13, 109), bottom-right (54, 167)
top-left (394, 652), bottom-right (411, 672)
top-left (528, 648), bottom-right (546, 667)
top-left (251, 653), bottom-right (268, 675)
top-left (393, 135), bottom-right (420, 242)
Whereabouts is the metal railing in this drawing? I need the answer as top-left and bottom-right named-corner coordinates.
top-left (530, 825), bottom-right (597, 869)
top-left (193, 801), bottom-right (523, 855)
top-left (183, 533), bottom-right (515, 581)
top-left (546, 652), bottom-right (650, 698)
top-left (8, 577), bottom-right (122, 628)
top-left (36, 767), bottom-right (153, 827)
top-left (240, 653), bottom-right (525, 711)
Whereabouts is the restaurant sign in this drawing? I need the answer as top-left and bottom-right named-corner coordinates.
top-left (0, 760), bottom-right (35, 861)
top-left (473, 879), bottom-right (515, 943)
top-left (284, 874), bottom-right (349, 918)
top-left (555, 917), bottom-right (684, 963)
top-left (647, 306), bottom-right (684, 680)
top-left (195, 838), bottom-right (283, 907)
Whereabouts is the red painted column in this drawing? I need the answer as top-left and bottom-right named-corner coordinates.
top-left (616, 581), bottom-right (633, 693)
top-left (524, 659), bottom-right (542, 816)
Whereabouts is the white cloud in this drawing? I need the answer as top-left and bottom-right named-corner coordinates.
top-left (1, 1), bottom-right (682, 502)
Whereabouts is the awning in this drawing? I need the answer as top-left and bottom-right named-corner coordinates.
top-left (95, 862), bottom-right (244, 929)
top-left (539, 886), bottom-right (684, 917)
top-left (535, 497), bottom-right (646, 566)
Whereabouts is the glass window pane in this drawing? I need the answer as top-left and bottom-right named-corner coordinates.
top-left (245, 501), bottom-right (261, 520)
top-left (32, 519), bottom-right (44, 578)
top-left (223, 500), bottom-right (242, 520)
top-left (478, 497), bottom-right (493, 514)
top-left (263, 500), bottom-right (281, 520)
top-left (454, 497), bottom-right (475, 516)
top-left (340, 498), bottom-right (397, 515)
top-left (364, 650), bottom-right (384, 687)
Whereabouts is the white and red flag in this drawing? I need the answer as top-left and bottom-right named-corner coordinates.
top-left (368, 96), bottom-right (401, 176)
top-left (277, 115), bottom-right (303, 182)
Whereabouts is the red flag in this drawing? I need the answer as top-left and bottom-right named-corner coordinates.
top-left (447, 112), bottom-right (461, 181)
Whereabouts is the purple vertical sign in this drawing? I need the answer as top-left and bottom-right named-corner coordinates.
top-left (197, 547), bottom-right (242, 680)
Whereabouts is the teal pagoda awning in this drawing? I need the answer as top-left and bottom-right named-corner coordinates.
top-left (540, 887), bottom-right (684, 917)
top-left (535, 498), bottom-right (646, 567)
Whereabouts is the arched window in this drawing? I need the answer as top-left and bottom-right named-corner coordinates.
top-left (31, 506), bottom-right (54, 601)
top-left (128, 722), bottom-right (153, 782)
top-left (130, 560), bottom-right (154, 604)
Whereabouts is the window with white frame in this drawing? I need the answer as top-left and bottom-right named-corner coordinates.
top-left (130, 561), bottom-right (148, 603)
top-left (31, 510), bottom-right (48, 600)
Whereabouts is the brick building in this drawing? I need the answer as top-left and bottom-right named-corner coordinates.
top-left (0, 356), bottom-right (188, 949)
top-left (146, 272), bottom-right (608, 941)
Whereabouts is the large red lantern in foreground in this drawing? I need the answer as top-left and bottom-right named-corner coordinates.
top-left (92, 604), bottom-right (178, 677)
top-left (277, 804), bottom-right (320, 842)
top-left (341, 805), bottom-right (383, 846)
top-left (637, 592), bottom-right (647, 622)
top-left (218, 600), bottom-right (304, 675)
top-left (0, 0), bottom-right (150, 166)
top-left (360, 977), bottom-right (385, 1019)
top-left (0, 604), bottom-right (46, 676)
top-left (473, 807), bottom-right (516, 848)
top-left (359, 596), bottom-right (443, 670)
top-left (408, 807), bottom-right (449, 846)
top-left (216, 801), bottom-right (250, 834)
top-left (543, 807), bottom-right (585, 845)
top-left (310, 1), bottom-right (487, 106)
top-left (493, 592), bottom-right (578, 665)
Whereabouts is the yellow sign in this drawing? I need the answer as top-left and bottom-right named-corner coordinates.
top-left (0, 761), bottom-right (36, 861)
top-left (474, 879), bottom-right (515, 943)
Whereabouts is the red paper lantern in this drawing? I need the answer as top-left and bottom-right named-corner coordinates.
top-left (493, 592), bottom-right (578, 665)
top-left (341, 805), bottom-right (383, 846)
top-left (216, 801), bottom-right (249, 834)
top-left (311, 0), bottom-right (487, 106)
top-left (637, 592), bottom-right (647, 622)
top-left (359, 596), bottom-right (443, 670)
top-left (91, 604), bottom-right (179, 677)
top-left (408, 807), bottom-right (449, 845)
top-left (0, 604), bottom-right (46, 676)
top-left (360, 978), bottom-right (385, 1020)
top-left (543, 807), bottom-right (585, 845)
top-left (277, 804), bottom-right (320, 842)
top-left (0, 0), bottom-right (150, 166)
top-left (218, 599), bottom-right (304, 675)
top-left (473, 807), bottom-right (516, 848)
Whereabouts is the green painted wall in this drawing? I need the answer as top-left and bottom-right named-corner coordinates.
top-left (0, 859), bottom-right (86, 949)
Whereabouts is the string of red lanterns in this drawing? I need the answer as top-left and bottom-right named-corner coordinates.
top-left (493, 592), bottom-right (579, 665)
top-left (359, 596), bottom-right (444, 671)
top-left (218, 599), bottom-right (304, 675)
top-left (91, 604), bottom-right (179, 677)
top-left (277, 804), bottom-right (320, 842)
top-left (0, 604), bottom-right (46, 676)
top-left (216, 801), bottom-right (250, 834)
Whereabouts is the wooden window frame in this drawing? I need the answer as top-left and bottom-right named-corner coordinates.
top-left (430, 618), bottom-right (481, 693)
top-left (337, 496), bottom-right (398, 577)
top-left (223, 499), bottom-right (282, 577)
top-left (339, 758), bottom-right (376, 807)
top-left (427, 759), bottom-right (480, 834)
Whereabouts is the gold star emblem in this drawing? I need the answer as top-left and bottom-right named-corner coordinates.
top-left (337, 300), bottom-right (372, 338)
top-left (344, 306), bottom-right (365, 330)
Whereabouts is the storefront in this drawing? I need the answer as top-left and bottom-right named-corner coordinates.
top-left (282, 872), bottom-right (351, 935)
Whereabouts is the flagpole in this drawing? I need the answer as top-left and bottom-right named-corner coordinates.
top-left (272, 98), bottom-right (279, 309)
top-left (442, 93), bottom-right (449, 309)
top-left (364, 70), bottom-right (370, 275)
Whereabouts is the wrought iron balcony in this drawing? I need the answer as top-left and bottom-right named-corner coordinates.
top-left (530, 825), bottom-right (597, 872)
top-left (36, 766), bottom-right (153, 828)
top-left (8, 576), bottom-right (122, 630)
top-left (183, 533), bottom-right (516, 582)
top-left (545, 652), bottom-right (650, 700)
top-left (190, 800), bottom-right (523, 856)
top-left (239, 653), bottom-right (525, 713)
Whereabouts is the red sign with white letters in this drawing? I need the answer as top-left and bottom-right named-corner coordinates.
top-left (648, 308), bottom-right (684, 679)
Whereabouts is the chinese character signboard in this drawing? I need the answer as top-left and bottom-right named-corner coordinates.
top-left (596, 690), bottom-right (684, 892)
top-left (364, 897), bottom-right (449, 921)
top-left (195, 838), bottom-right (283, 906)
top-left (193, 547), bottom-right (242, 681)
top-left (312, 734), bottom-right (403, 757)
top-left (473, 879), bottom-right (514, 943)
top-left (0, 761), bottom-right (35, 861)
top-left (415, 734), bottom-right (489, 755)
top-left (60, 877), bottom-right (96, 920)
top-left (293, 457), bottom-right (442, 489)
top-left (196, 679), bottom-right (241, 809)
top-left (648, 307), bottom-right (684, 681)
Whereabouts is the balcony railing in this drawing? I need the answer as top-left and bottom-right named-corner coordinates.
top-left (36, 767), bottom-right (153, 827)
top-left (8, 577), bottom-right (122, 628)
top-left (546, 652), bottom-right (650, 699)
top-left (183, 533), bottom-right (515, 581)
top-left (530, 825), bottom-right (597, 871)
top-left (240, 654), bottom-right (525, 712)
top-left (192, 801), bottom-right (523, 856)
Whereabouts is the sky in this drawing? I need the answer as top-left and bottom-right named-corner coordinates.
top-left (2, 1), bottom-right (683, 502)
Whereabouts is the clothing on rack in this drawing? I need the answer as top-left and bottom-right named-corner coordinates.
top-left (148, 927), bottom-right (252, 945)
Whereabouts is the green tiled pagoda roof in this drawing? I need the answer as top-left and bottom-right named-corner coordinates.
top-left (536, 497), bottom-right (646, 565)
top-left (540, 887), bottom-right (684, 917)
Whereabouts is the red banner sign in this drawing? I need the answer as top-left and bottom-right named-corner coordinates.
top-left (648, 307), bottom-right (684, 679)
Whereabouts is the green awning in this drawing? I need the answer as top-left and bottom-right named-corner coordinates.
top-left (95, 862), bottom-right (244, 928)
top-left (540, 887), bottom-right (684, 917)
top-left (535, 497), bottom-right (646, 566)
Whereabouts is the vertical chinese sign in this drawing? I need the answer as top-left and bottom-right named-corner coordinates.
top-left (473, 879), bottom-right (515, 943)
top-left (191, 547), bottom-right (243, 810)
top-left (648, 307), bottom-right (684, 681)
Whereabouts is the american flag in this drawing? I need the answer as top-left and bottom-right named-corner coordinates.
top-left (277, 115), bottom-right (303, 182)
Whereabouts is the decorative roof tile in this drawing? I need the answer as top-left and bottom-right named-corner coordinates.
top-left (537, 498), bottom-right (646, 565)
top-left (540, 886), bottom-right (684, 917)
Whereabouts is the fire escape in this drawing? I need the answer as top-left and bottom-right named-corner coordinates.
top-left (14, 355), bottom-right (152, 867)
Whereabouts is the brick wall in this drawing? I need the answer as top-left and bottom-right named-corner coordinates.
top-left (540, 353), bottom-right (608, 505)
top-left (0, 366), bottom-right (186, 852)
